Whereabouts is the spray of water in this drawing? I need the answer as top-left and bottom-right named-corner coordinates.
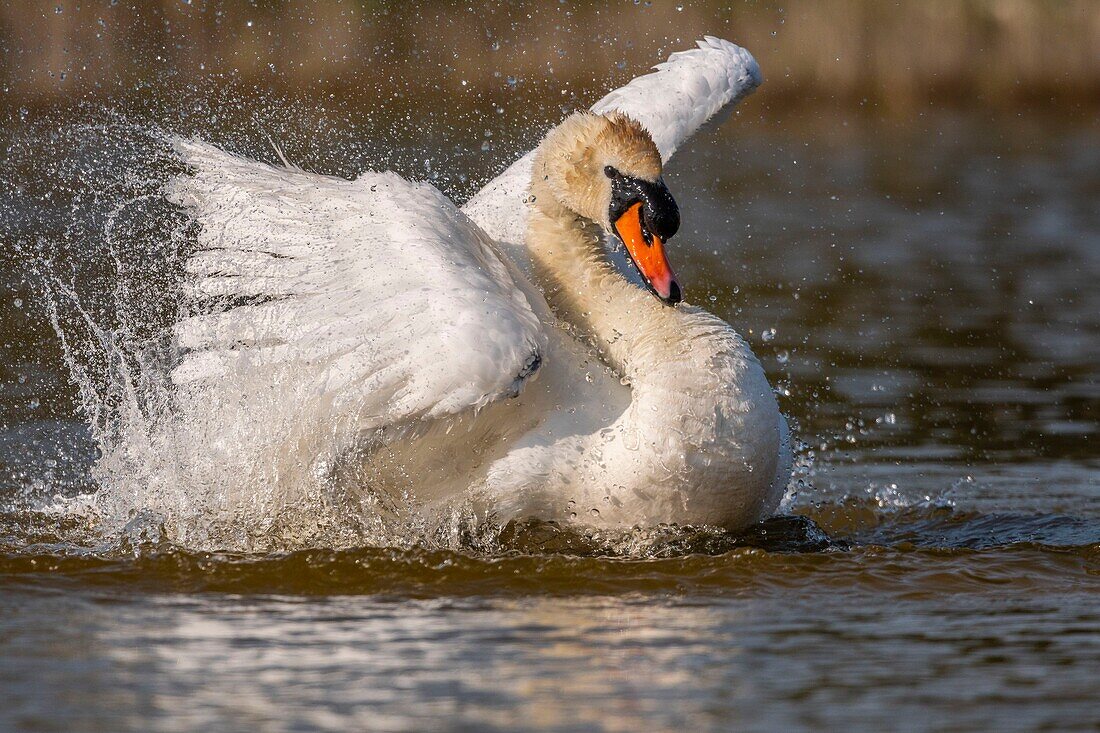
top-left (3, 118), bottom-right (440, 551)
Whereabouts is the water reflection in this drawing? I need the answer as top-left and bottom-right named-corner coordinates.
top-left (3, 585), bottom-right (1096, 732)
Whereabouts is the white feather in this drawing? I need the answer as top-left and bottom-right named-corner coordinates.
top-left (166, 138), bottom-right (546, 429)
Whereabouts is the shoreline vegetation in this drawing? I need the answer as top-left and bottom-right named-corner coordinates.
top-left (1, 1), bottom-right (1098, 114)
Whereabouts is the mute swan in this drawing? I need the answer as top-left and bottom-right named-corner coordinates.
top-left (162, 37), bottom-right (790, 534)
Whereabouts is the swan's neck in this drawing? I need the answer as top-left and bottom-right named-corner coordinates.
top-left (526, 185), bottom-right (688, 382)
top-left (520, 175), bottom-right (785, 528)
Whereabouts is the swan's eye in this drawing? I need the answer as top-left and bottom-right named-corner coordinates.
top-left (604, 165), bottom-right (618, 179)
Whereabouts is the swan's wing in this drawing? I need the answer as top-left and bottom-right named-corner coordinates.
top-left (463, 36), bottom-right (762, 248)
top-left (166, 139), bottom-right (546, 432)
top-left (590, 36), bottom-right (762, 161)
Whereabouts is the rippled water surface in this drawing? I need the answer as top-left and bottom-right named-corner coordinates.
top-left (1, 106), bottom-right (1097, 732)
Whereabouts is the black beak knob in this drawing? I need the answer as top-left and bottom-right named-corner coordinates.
top-left (642, 180), bottom-right (680, 241)
top-left (609, 175), bottom-right (680, 242)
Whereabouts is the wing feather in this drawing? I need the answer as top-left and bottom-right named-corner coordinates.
top-left (166, 138), bottom-right (546, 435)
top-left (591, 36), bottom-right (762, 160)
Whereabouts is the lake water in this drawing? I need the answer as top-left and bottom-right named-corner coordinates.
top-left (1, 106), bottom-right (1097, 732)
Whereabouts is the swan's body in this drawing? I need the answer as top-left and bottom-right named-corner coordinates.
top-left (164, 37), bottom-right (790, 532)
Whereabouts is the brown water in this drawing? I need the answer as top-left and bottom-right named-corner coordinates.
top-left (0, 102), bottom-right (1097, 731)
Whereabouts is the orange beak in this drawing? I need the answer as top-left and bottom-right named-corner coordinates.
top-left (613, 202), bottom-right (681, 304)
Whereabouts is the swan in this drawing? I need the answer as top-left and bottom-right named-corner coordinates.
top-left (159, 37), bottom-right (790, 536)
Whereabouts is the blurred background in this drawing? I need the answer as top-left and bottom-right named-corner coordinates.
top-left (2, 0), bottom-right (1099, 111)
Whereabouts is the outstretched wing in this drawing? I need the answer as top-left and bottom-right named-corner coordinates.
top-left (166, 139), bottom-right (545, 433)
top-left (590, 36), bottom-right (762, 161)
top-left (463, 37), bottom-right (762, 248)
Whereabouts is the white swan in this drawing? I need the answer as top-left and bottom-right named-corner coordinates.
top-left (162, 37), bottom-right (790, 534)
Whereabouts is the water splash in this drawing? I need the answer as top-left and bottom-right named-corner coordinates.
top-left (2, 118), bottom-right (440, 551)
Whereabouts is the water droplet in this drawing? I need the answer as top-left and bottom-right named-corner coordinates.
top-left (776, 349), bottom-right (789, 364)
top-left (589, 508), bottom-right (600, 517)
top-left (762, 327), bottom-right (776, 342)
top-left (12, 298), bottom-right (22, 309)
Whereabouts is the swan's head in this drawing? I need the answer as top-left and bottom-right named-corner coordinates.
top-left (535, 111), bottom-right (682, 305)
